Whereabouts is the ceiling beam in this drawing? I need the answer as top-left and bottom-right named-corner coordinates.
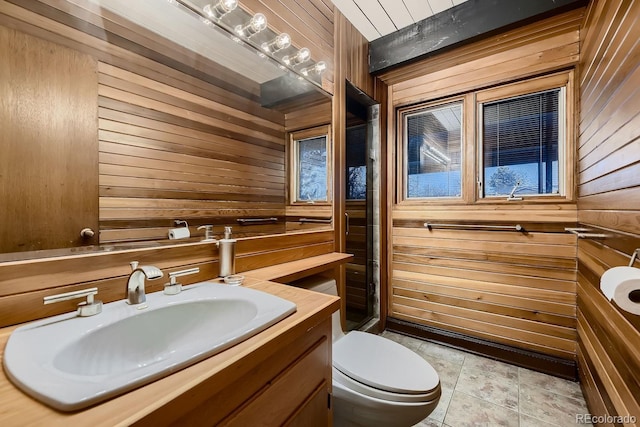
top-left (369, 0), bottom-right (588, 74)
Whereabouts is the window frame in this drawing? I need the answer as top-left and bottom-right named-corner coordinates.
top-left (395, 70), bottom-right (575, 206)
top-left (288, 125), bottom-right (332, 205)
top-left (396, 95), bottom-right (470, 205)
top-left (476, 71), bottom-right (573, 203)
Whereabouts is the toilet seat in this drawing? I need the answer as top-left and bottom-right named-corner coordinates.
top-left (333, 367), bottom-right (440, 403)
top-left (333, 331), bottom-right (440, 402)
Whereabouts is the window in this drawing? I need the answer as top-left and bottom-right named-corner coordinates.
top-left (480, 88), bottom-right (564, 198)
top-left (402, 101), bottom-right (463, 199)
top-left (396, 70), bottom-right (573, 204)
top-left (290, 126), bottom-right (331, 204)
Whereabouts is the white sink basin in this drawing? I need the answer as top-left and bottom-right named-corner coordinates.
top-left (3, 282), bottom-right (296, 411)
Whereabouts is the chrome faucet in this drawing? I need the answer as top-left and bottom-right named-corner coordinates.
top-left (126, 261), bottom-right (163, 305)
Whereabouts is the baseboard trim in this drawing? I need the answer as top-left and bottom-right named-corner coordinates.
top-left (387, 317), bottom-right (577, 381)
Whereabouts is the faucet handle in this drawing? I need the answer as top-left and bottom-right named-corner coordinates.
top-left (169, 267), bottom-right (200, 279)
top-left (165, 267), bottom-right (200, 295)
top-left (130, 261), bottom-right (139, 271)
top-left (44, 287), bottom-right (103, 317)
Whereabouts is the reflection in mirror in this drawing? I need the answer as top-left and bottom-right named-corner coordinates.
top-left (291, 129), bottom-right (331, 204)
top-left (94, 0), bottom-right (331, 105)
top-left (0, 0), bottom-right (332, 262)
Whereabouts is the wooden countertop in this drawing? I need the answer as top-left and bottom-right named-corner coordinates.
top-left (245, 252), bottom-right (353, 283)
top-left (0, 257), bottom-right (346, 426)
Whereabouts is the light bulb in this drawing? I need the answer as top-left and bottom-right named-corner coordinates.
top-left (298, 47), bottom-right (311, 62)
top-left (283, 47), bottom-right (311, 66)
top-left (261, 33), bottom-right (291, 53)
top-left (203, 0), bottom-right (238, 19)
top-left (251, 13), bottom-right (267, 32)
top-left (235, 13), bottom-right (268, 37)
top-left (301, 61), bottom-right (327, 76)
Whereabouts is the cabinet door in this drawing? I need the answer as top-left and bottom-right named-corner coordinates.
top-left (285, 383), bottom-right (331, 427)
top-left (0, 26), bottom-right (98, 253)
top-left (223, 335), bottom-right (330, 426)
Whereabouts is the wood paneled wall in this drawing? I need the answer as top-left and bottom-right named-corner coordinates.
top-left (98, 61), bottom-right (287, 242)
top-left (337, 12), bottom-right (374, 99)
top-left (577, 0), bottom-right (640, 422)
top-left (380, 9), bottom-right (583, 368)
top-left (391, 220), bottom-right (577, 359)
top-left (345, 201), bottom-right (367, 313)
top-left (285, 101), bottom-right (332, 133)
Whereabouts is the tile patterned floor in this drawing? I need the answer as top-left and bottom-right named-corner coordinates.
top-left (380, 331), bottom-right (593, 427)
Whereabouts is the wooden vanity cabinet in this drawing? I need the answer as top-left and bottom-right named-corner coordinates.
top-left (132, 317), bottom-right (333, 427)
top-left (221, 318), bottom-right (332, 427)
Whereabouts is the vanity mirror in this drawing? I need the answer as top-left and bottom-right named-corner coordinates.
top-left (0, 0), bottom-right (332, 261)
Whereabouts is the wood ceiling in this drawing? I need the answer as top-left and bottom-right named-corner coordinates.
top-left (329, 0), bottom-right (469, 41)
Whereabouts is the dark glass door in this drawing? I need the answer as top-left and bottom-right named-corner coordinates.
top-left (345, 81), bottom-right (377, 330)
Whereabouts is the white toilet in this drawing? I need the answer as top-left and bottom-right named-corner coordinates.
top-left (292, 276), bottom-right (441, 427)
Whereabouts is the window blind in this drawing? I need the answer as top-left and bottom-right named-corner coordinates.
top-left (482, 89), bottom-right (560, 196)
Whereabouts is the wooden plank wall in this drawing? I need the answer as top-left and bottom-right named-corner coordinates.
top-left (391, 219), bottom-right (578, 360)
top-left (380, 9), bottom-right (583, 363)
top-left (345, 201), bottom-right (367, 313)
top-left (285, 101), bottom-right (332, 133)
top-left (97, 61), bottom-right (288, 243)
top-left (576, 0), bottom-right (640, 422)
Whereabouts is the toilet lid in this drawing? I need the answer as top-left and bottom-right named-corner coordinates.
top-left (333, 331), bottom-right (439, 394)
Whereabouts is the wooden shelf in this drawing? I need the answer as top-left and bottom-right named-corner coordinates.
top-left (244, 252), bottom-right (354, 283)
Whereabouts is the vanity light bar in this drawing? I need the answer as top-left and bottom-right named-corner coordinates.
top-left (189, 0), bottom-right (327, 79)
